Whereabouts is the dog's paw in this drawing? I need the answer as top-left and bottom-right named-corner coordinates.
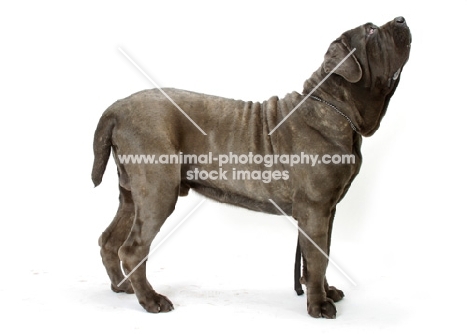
top-left (326, 286), bottom-right (344, 302)
top-left (139, 290), bottom-right (174, 313)
top-left (307, 298), bottom-right (337, 319)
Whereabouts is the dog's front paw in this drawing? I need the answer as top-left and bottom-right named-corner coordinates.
top-left (139, 290), bottom-right (174, 313)
top-left (307, 298), bottom-right (337, 319)
top-left (326, 286), bottom-right (344, 302)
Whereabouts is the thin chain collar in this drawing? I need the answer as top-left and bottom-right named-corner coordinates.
top-left (309, 95), bottom-right (358, 132)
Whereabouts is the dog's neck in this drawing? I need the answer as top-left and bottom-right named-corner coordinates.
top-left (302, 69), bottom-right (395, 137)
top-left (308, 95), bottom-right (358, 132)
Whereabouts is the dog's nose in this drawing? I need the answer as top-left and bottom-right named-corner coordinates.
top-left (395, 16), bottom-right (406, 24)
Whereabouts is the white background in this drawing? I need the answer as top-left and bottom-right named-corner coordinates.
top-left (2, 0), bottom-right (467, 333)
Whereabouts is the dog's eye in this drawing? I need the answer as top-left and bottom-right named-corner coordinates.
top-left (368, 27), bottom-right (376, 35)
top-left (366, 24), bottom-right (378, 37)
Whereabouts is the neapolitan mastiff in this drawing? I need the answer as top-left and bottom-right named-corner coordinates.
top-left (93, 17), bottom-right (411, 318)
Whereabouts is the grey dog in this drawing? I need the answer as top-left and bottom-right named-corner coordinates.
top-left (93, 17), bottom-right (411, 318)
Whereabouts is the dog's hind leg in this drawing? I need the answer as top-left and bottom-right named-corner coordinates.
top-left (118, 167), bottom-right (179, 313)
top-left (98, 184), bottom-right (135, 294)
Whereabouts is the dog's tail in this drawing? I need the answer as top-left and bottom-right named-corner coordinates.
top-left (92, 111), bottom-right (115, 187)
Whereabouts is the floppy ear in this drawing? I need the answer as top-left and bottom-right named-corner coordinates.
top-left (323, 39), bottom-right (362, 83)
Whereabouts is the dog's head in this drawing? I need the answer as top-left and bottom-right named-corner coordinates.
top-left (307, 17), bottom-right (411, 136)
top-left (324, 16), bottom-right (411, 89)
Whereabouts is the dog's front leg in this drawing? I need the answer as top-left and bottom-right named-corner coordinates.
top-left (294, 202), bottom-right (336, 319)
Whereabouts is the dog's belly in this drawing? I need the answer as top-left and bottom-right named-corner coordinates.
top-left (187, 181), bottom-right (293, 215)
top-left (178, 155), bottom-right (293, 213)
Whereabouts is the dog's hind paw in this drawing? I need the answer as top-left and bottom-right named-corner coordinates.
top-left (139, 290), bottom-right (174, 313)
top-left (111, 283), bottom-right (134, 294)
